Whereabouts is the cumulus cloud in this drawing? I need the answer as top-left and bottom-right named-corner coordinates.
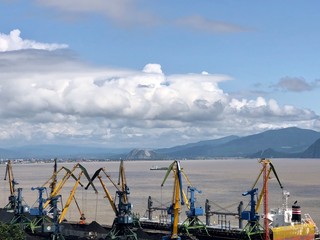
top-left (1, 50), bottom-right (318, 147)
top-left (0, 30), bottom-right (319, 148)
top-left (272, 77), bottom-right (320, 92)
top-left (0, 29), bottom-right (68, 52)
top-left (229, 97), bottom-right (315, 120)
top-left (174, 15), bottom-right (250, 33)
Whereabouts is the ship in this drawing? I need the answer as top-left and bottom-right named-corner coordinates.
top-left (267, 191), bottom-right (317, 240)
top-left (150, 165), bottom-right (168, 170)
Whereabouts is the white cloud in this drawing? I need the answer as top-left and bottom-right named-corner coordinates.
top-left (228, 97), bottom-right (315, 121)
top-left (142, 64), bottom-right (163, 74)
top-left (0, 29), bottom-right (68, 52)
top-left (0, 30), bottom-right (319, 148)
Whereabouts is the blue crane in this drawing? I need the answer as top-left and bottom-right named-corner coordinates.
top-left (181, 186), bottom-right (209, 236)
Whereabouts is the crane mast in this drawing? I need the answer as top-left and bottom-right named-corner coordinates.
top-left (4, 160), bottom-right (19, 210)
top-left (50, 158), bottom-right (58, 195)
top-left (161, 161), bottom-right (188, 240)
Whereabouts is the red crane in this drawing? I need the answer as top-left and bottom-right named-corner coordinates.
top-left (252, 159), bottom-right (283, 240)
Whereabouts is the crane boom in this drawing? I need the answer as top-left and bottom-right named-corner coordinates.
top-left (85, 167), bottom-right (123, 216)
top-left (253, 159), bottom-right (283, 213)
top-left (4, 160), bottom-right (16, 196)
top-left (43, 163), bottom-right (97, 209)
top-left (118, 160), bottom-right (129, 204)
top-left (98, 175), bottom-right (118, 215)
top-left (59, 171), bottom-right (83, 223)
top-left (255, 167), bottom-right (272, 212)
top-left (43, 166), bottom-right (79, 209)
top-left (85, 168), bottom-right (120, 191)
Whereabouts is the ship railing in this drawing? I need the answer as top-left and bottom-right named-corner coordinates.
top-left (304, 213), bottom-right (319, 234)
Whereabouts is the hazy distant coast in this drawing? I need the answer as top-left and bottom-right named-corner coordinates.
top-left (1, 127), bottom-right (320, 161)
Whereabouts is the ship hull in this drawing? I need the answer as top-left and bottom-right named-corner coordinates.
top-left (272, 223), bottom-right (315, 240)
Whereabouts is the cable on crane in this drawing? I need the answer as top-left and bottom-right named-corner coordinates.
top-left (95, 192), bottom-right (99, 221)
top-left (207, 199), bottom-right (240, 214)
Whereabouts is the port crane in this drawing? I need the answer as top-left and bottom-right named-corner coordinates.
top-left (161, 160), bottom-right (186, 240)
top-left (242, 159), bottom-right (283, 240)
top-left (9, 187), bottom-right (31, 225)
top-left (3, 160), bottom-right (31, 226)
top-left (181, 186), bottom-right (209, 237)
top-left (86, 160), bottom-right (137, 240)
top-left (161, 160), bottom-right (207, 239)
top-left (27, 187), bottom-right (65, 240)
top-left (42, 163), bottom-right (97, 223)
top-left (25, 162), bottom-right (96, 239)
top-left (4, 160), bottom-right (19, 210)
top-left (241, 188), bottom-right (260, 236)
top-left (254, 159), bottom-right (283, 240)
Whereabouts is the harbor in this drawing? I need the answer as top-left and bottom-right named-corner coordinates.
top-left (0, 158), bottom-right (319, 239)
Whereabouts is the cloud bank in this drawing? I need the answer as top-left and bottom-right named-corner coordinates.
top-left (0, 30), bottom-right (319, 147)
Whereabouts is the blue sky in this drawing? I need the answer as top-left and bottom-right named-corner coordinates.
top-left (0, 1), bottom-right (320, 148)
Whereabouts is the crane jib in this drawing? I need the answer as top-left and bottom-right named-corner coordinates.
top-left (176, 161), bottom-right (184, 205)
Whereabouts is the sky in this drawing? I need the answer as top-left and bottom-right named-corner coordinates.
top-left (0, 0), bottom-right (320, 149)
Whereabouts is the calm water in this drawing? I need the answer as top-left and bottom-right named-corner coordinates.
top-left (1, 159), bottom-right (319, 227)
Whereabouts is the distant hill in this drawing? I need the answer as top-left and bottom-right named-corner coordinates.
top-left (125, 149), bottom-right (160, 160)
top-left (0, 148), bottom-right (16, 159)
top-left (154, 127), bottom-right (320, 159)
top-left (300, 138), bottom-right (320, 158)
top-left (155, 135), bottom-right (239, 157)
top-left (247, 148), bottom-right (292, 158)
top-left (249, 137), bottom-right (320, 159)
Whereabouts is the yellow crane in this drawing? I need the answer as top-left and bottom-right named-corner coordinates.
top-left (4, 160), bottom-right (18, 210)
top-left (85, 167), bottom-right (119, 215)
top-left (118, 160), bottom-right (129, 205)
top-left (42, 163), bottom-right (97, 223)
top-left (86, 160), bottom-right (137, 240)
top-left (59, 170), bottom-right (84, 224)
top-left (161, 160), bottom-right (190, 240)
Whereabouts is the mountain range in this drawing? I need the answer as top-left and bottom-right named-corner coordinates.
top-left (1, 127), bottom-right (320, 160)
top-left (153, 127), bottom-right (320, 159)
